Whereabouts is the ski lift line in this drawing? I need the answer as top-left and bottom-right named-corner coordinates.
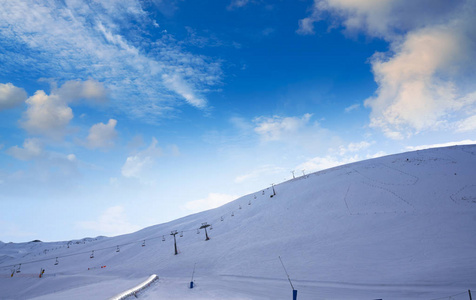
top-left (0, 227), bottom-right (203, 270)
top-left (1, 201), bottom-right (249, 271)
top-left (429, 291), bottom-right (468, 300)
top-left (5, 192), bottom-right (257, 270)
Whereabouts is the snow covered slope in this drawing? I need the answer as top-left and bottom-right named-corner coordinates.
top-left (1, 145), bottom-right (476, 299)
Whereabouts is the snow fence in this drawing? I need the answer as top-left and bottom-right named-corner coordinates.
top-left (108, 274), bottom-right (159, 300)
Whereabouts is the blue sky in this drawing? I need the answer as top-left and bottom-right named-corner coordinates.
top-left (1, 0), bottom-right (475, 242)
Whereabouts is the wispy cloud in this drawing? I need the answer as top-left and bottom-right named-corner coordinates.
top-left (227, 0), bottom-right (250, 10)
top-left (0, 1), bottom-right (222, 119)
top-left (405, 140), bottom-right (476, 151)
top-left (121, 137), bottom-right (162, 178)
top-left (5, 138), bottom-right (80, 184)
top-left (336, 141), bottom-right (373, 156)
top-left (454, 113), bottom-right (476, 133)
top-left (235, 165), bottom-right (286, 183)
top-left (253, 113), bottom-right (313, 141)
top-left (0, 220), bottom-right (35, 241)
top-left (296, 140), bottom-right (377, 173)
top-left (181, 193), bottom-right (238, 213)
top-left (344, 103), bottom-right (360, 113)
top-left (76, 205), bottom-right (140, 237)
top-left (296, 155), bottom-right (359, 174)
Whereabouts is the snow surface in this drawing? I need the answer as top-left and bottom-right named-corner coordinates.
top-left (1, 145), bottom-right (476, 299)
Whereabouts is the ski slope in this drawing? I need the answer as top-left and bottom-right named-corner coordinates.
top-left (1, 145), bottom-right (476, 299)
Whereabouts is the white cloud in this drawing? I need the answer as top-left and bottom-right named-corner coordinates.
top-left (76, 205), bottom-right (140, 237)
top-left (299, 0), bottom-right (476, 138)
top-left (235, 165), bottom-right (286, 183)
top-left (365, 25), bottom-right (475, 138)
top-left (55, 79), bottom-right (108, 104)
top-left (405, 140), bottom-right (476, 151)
top-left (85, 119), bottom-right (118, 149)
top-left (21, 90), bottom-right (73, 138)
top-left (6, 138), bottom-right (43, 161)
top-left (366, 151), bottom-right (387, 159)
top-left (20, 80), bottom-right (108, 139)
top-left (181, 193), bottom-right (238, 213)
top-left (121, 137), bottom-right (162, 178)
top-left (0, 83), bottom-right (27, 110)
top-left (254, 113), bottom-right (313, 141)
top-left (296, 155), bottom-right (359, 173)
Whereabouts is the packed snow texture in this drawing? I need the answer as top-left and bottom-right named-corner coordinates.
top-left (1, 145), bottom-right (476, 299)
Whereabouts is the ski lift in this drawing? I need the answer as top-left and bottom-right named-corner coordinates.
top-left (180, 231), bottom-right (183, 237)
top-left (116, 246), bottom-right (120, 253)
top-left (90, 250), bottom-right (94, 259)
top-left (142, 240), bottom-right (146, 247)
top-left (196, 229), bottom-right (200, 234)
top-left (16, 264), bottom-right (21, 273)
top-left (162, 235), bottom-right (165, 242)
top-left (54, 257), bottom-right (59, 265)
top-left (220, 216), bottom-right (224, 221)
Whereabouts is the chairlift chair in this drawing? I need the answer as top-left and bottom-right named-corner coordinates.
top-left (196, 229), bottom-right (200, 234)
top-left (142, 240), bottom-right (146, 247)
top-left (221, 216), bottom-right (224, 221)
top-left (90, 250), bottom-right (94, 259)
top-left (16, 264), bottom-right (21, 273)
top-left (116, 246), bottom-right (120, 253)
top-left (162, 235), bottom-right (165, 241)
top-left (54, 257), bottom-right (59, 265)
top-left (239, 205), bottom-right (242, 209)
top-left (231, 211), bottom-right (234, 217)
top-left (180, 231), bottom-right (183, 237)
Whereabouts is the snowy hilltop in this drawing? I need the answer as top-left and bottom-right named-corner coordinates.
top-left (1, 145), bottom-right (476, 300)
